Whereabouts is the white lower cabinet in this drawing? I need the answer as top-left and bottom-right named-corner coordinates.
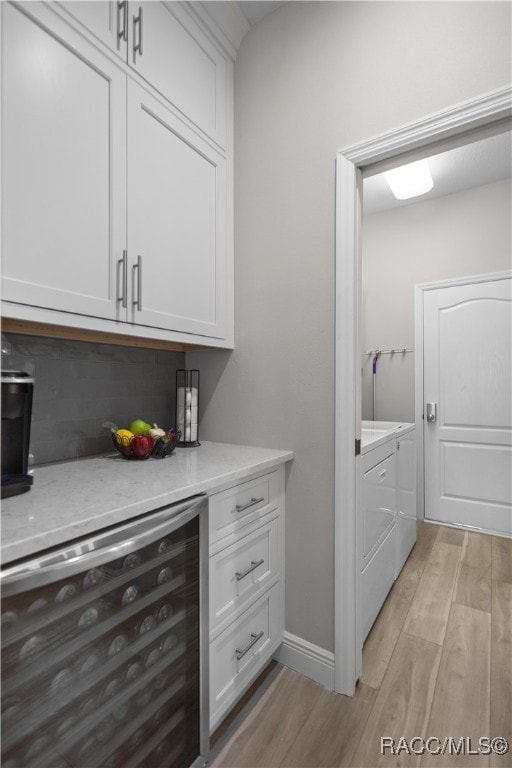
top-left (209, 471), bottom-right (278, 546)
top-left (361, 441), bottom-right (397, 641)
top-left (210, 586), bottom-right (280, 730)
top-left (396, 430), bottom-right (417, 575)
top-left (208, 467), bottom-right (285, 732)
top-left (209, 518), bottom-right (279, 634)
top-left (360, 427), bottom-right (416, 642)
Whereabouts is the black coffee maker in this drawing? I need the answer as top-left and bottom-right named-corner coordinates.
top-left (1, 370), bottom-right (34, 498)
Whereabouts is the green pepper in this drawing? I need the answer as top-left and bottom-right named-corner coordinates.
top-left (152, 434), bottom-right (171, 458)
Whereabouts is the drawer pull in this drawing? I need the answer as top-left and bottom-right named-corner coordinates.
top-left (235, 559), bottom-right (264, 582)
top-left (235, 631), bottom-right (264, 661)
top-left (235, 496), bottom-right (265, 513)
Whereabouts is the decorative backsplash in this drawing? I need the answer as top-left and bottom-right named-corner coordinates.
top-left (2, 333), bottom-right (184, 465)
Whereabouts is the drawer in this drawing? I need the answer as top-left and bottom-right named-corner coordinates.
top-left (362, 452), bottom-right (396, 564)
top-left (209, 472), bottom-right (278, 546)
top-left (209, 586), bottom-right (280, 730)
top-left (361, 525), bottom-right (396, 641)
top-left (210, 519), bottom-right (279, 635)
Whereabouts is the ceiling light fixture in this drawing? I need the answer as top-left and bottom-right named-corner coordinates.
top-left (384, 159), bottom-right (434, 200)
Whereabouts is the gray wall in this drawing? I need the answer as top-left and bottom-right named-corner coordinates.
top-left (189, 1), bottom-right (511, 652)
top-left (362, 178), bottom-right (512, 423)
top-left (2, 334), bottom-right (184, 464)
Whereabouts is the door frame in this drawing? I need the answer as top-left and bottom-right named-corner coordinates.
top-left (334, 85), bottom-right (512, 695)
top-left (414, 270), bottom-right (512, 524)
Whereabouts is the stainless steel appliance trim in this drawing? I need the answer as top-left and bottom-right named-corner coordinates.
top-left (198, 498), bottom-right (210, 756)
top-left (1, 494), bottom-right (206, 595)
top-left (1, 372), bottom-right (35, 384)
top-left (1, 492), bottom-right (210, 763)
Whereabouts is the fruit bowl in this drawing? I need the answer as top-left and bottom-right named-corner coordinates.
top-left (111, 429), bottom-right (178, 460)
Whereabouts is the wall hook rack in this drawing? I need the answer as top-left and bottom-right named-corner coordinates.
top-left (365, 348), bottom-right (414, 355)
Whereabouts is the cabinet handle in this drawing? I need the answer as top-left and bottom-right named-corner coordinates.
top-left (235, 631), bottom-right (264, 661)
top-left (235, 559), bottom-right (265, 582)
top-left (133, 6), bottom-right (143, 63)
top-left (117, 250), bottom-right (127, 308)
top-left (117, 0), bottom-right (128, 44)
top-left (235, 496), bottom-right (265, 513)
top-left (133, 255), bottom-right (142, 312)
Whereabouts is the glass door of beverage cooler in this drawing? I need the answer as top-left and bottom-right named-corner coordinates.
top-left (1, 495), bottom-right (208, 768)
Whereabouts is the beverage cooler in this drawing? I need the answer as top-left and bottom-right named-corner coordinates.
top-left (1, 495), bottom-right (209, 768)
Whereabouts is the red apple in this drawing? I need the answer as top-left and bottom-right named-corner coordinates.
top-left (131, 434), bottom-right (154, 458)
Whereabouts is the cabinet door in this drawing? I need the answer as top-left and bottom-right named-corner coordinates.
top-left (56, 1), bottom-right (128, 59)
top-left (1, 2), bottom-right (127, 321)
top-left (397, 430), bottom-right (416, 520)
top-left (128, 2), bottom-right (226, 147)
top-left (127, 81), bottom-right (227, 339)
top-left (362, 450), bottom-right (396, 565)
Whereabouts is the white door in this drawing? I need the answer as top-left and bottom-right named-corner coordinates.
top-left (423, 275), bottom-right (512, 536)
top-left (127, 81), bottom-right (226, 339)
top-left (1, 2), bottom-right (127, 321)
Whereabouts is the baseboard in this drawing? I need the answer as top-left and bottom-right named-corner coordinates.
top-left (273, 631), bottom-right (335, 690)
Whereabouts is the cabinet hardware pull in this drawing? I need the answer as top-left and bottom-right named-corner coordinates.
top-left (117, 250), bottom-right (128, 308)
top-left (117, 0), bottom-right (128, 44)
top-left (133, 255), bottom-right (142, 311)
top-left (235, 559), bottom-right (264, 582)
top-left (133, 6), bottom-right (143, 62)
top-left (235, 496), bottom-right (265, 513)
top-left (235, 631), bottom-right (264, 661)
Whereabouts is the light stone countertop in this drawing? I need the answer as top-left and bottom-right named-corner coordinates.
top-left (1, 441), bottom-right (293, 565)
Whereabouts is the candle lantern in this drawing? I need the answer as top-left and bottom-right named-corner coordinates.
top-left (175, 369), bottom-right (200, 447)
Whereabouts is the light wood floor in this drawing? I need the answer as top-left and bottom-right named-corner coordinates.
top-left (209, 522), bottom-right (512, 768)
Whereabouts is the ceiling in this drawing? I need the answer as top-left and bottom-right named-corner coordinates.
top-left (235, 1), bottom-right (286, 26)
top-left (363, 130), bottom-right (512, 216)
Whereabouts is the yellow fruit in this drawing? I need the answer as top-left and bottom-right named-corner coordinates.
top-left (114, 428), bottom-right (134, 447)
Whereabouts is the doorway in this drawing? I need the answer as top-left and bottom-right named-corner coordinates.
top-left (333, 85), bottom-right (512, 696)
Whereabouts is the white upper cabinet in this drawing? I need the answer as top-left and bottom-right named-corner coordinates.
top-left (127, 82), bottom-right (227, 339)
top-left (1, 1), bottom-right (234, 347)
top-left (57, 1), bottom-right (128, 59)
top-left (128, 3), bottom-right (227, 148)
top-left (59, 1), bottom-right (227, 148)
top-left (1, 2), bottom-right (127, 321)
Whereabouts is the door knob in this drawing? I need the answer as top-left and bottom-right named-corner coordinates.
top-left (426, 403), bottom-right (437, 423)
